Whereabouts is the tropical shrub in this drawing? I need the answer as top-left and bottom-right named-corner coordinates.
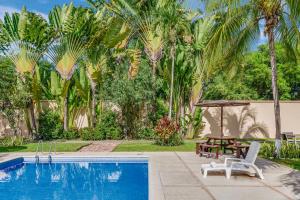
top-left (80, 111), bottom-right (122, 140)
top-left (80, 128), bottom-right (98, 140)
top-left (260, 142), bottom-right (300, 159)
top-left (96, 110), bottom-right (122, 140)
top-left (63, 128), bottom-right (80, 139)
top-left (103, 60), bottom-right (155, 138)
top-left (155, 116), bottom-right (182, 146)
top-left (37, 110), bottom-right (63, 140)
top-left (136, 127), bottom-right (156, 140)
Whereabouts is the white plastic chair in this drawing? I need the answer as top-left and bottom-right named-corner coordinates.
top-left (201, 141), bottom-right (264, 179)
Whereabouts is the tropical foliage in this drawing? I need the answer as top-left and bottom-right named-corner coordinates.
top-left (0, 0), bottom-right (299, 148)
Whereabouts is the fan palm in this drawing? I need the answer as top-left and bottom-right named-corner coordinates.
top-left (204, 0), bottom-right (300, 155)
top-left (138, 18), bottom-right (164, 78)
top-left (47, 4), bottom-right (93, 131)
top-left (0, 8), bottom-right (52, 135)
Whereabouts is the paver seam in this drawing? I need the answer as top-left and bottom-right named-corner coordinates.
top-left (159, 169), bottom-right (167, 200)
top-left (175, 152), bottom-right (217, 200)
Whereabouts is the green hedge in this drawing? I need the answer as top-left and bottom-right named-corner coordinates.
top-left (260, 142), bottom-right (300, 159)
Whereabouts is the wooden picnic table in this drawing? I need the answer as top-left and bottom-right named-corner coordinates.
top-left (206, 135), bottom-right (236, 153)
top-left (196, 136), bottom-right (251, 158)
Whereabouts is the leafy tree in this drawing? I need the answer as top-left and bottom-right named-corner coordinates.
top-left (204, 0), bottom-right (300, 155)
top-left (204, 44), bottom-right (300, 101)
top-left (103, 59), bottom-right (155, 138)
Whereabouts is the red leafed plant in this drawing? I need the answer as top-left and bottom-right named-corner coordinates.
top-left (155, 116), bottom-right (181, 146)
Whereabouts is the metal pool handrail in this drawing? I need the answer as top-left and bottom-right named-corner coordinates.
top-left (48, 141), bottom-right (57, 163)
top-left (35, 140), bottom-right (43, 163)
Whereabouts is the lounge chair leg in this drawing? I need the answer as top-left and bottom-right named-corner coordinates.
top-left (203, 169), bottom-right (208, 178)
top-left (252, 165), bottom-right (264, 180)
top-left (226, 169), bottom-right (231, 179)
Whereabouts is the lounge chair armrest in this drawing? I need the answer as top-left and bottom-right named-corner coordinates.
top-left (225, 158), bottom-right (243, 165)
top-left (229, 161), bottom-right (252, 168)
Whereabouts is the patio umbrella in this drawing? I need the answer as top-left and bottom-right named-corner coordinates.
top-left (195, 100), bottom-right (250, 137)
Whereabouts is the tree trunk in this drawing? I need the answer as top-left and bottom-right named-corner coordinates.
top-left (168, 44), bottom-right (176, 119)
top-left (63, 80), bottom-right (71, 132)
top-left (29, 100), bottom-right (37, 136)
top-left (152, 61), bottom-right (157, 80)
top-left (91, 85), bottom-right (96, 128)
top-left (63, 94), bottom-right (68, 131)
top-left (267, 29), bottom-right (282, 156)
top-left (24, 108), bottom-right (32, 136)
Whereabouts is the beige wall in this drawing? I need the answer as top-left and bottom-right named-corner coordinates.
top-left (0, 101), bottom-right (89, 137)
top-left (1, 101), bottom-right (300, 139)
top-left (201, 101), bottom-right (300, 139)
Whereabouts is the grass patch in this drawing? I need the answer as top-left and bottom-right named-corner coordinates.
top-left (0, 142), bottom-right (90, 152)
top-left (114, 140), bottom-right (196, 152)
top-left (272, 159), bottom-right (300, 170)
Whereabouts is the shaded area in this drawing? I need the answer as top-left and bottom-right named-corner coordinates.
top-left (203, 106), bottom-right (269, 138)
top-left (281, 170), bottom-right (300, 198)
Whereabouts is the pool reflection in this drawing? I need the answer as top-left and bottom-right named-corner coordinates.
top-left (0, 162), bottom-right (148, 200)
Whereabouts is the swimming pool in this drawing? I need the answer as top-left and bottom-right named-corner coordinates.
top-left (0, 157), bottom-right (148, 200)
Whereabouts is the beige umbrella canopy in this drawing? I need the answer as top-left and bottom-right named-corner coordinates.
top-left (195, 100), bottom-right (250, 137)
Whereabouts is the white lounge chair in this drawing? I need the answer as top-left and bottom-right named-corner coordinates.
top-left (201, 141), bottom-right (264, 179)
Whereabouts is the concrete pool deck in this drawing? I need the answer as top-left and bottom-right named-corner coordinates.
top-left (0, 152), bottom-right (299, 200)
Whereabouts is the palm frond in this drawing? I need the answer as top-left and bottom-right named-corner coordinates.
top-left (47, 34), bottom-right (86, 80)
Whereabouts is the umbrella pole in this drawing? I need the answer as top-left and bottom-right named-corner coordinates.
top-left (221, 106), bottom-right (224, 154)
top-left (221, 106), bottom-right (223, 137)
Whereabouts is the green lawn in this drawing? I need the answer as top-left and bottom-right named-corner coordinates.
top-left (272, 159), bottom-right (300, 170)
top-left (0, 142), bottom-right (90, 152)
top-left (114, 140), bottom-right (196, 152)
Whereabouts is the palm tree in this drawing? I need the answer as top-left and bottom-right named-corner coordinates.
top-left (47, 4), bottom-right (93, 131)
top-left (186, 16), bottom-right (215, 137)
top-left (157, 0), bottom-right (193, 119)
top-left (85, 47), bottom-right (107, 128)
top-left (138, 18), bottom-right (164, 78)
top-left (204, 0), bottom-right (300, 155)
top-left (0, 8), bottom-right (52, 135)
top-left (105, 0), bottom-right (164, 79)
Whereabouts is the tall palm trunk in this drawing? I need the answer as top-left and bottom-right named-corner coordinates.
top-left (168, 44), bottom-right (176, 119)
top-left (24, 108), bottom-right (32, 136)
top-left (63, 95), bottom-right (69, 131)
top-left (152, 61), bottom-right (157, 80)
top-left (63, 80), bottom-right (71, 131)
top-left (267, 28), bottom-right (282, 156)
top-left (91, 85), bottom-right (96, 128)
top-left (29, 100), bottom-right (37, 134)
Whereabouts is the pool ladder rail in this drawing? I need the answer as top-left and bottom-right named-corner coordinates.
top-left (35, 140), bottom-right (56, 163)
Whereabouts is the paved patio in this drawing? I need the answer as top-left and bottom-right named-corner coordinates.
top-left (78, 140), bottom-right (122, 152)
top-left (0, 152), bottom-right (299, 200)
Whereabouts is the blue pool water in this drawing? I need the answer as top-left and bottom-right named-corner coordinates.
top-left (0, 159), bottom-right (148, 200)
